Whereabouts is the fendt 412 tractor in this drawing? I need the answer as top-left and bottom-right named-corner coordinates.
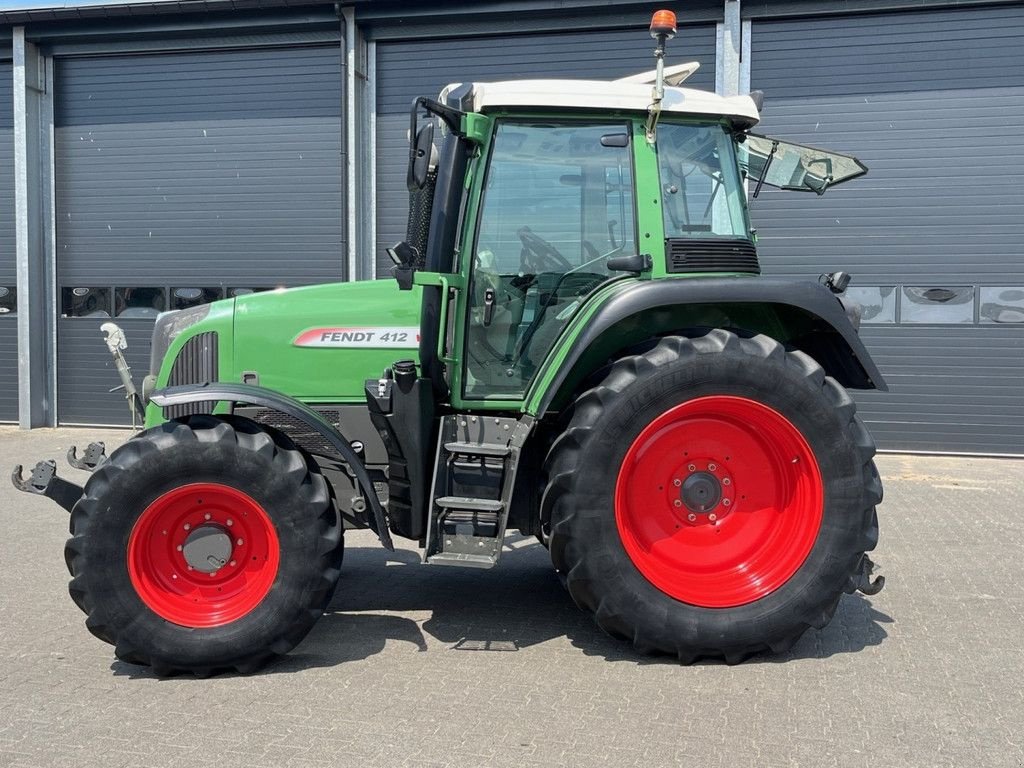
top-left (14, 11), bottom-right (885, 676)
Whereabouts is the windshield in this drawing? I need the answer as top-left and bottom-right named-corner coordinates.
top-left (464, 120), bottom-right (636, 398)
top-left (657, 123), bottom-right (750, 239)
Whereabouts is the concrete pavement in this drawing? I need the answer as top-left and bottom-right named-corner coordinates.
top-left (1, 426), bottom-right (1022, 768)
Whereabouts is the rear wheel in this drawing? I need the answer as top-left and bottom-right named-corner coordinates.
top-left (542, 330), bottom-right (881, 662)
top-left (65, 415), bottom-right (343, 676)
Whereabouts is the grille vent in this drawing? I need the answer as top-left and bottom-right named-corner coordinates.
top-left (164, 331), bottom-right (218, 420)
top-left (666, 238), bottom-right (760, 275)
top-left (251, 408), bottom-right (343, 458)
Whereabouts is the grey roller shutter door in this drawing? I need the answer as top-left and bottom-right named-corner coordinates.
top-left (375, 25), bottom-right (718, 277)
top-left (54, 45), bottom-right (344, 425)
top-left (750, 6), bottom-right (1024, 454)
top-left (0, 62), bottom-right (16, 423)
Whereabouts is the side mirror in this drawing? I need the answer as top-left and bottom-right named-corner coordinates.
top-left (407, 122), bottom-right (435, 191)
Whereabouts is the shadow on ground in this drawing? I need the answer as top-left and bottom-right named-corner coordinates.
top-left (276, 535), bottom-right (891, 673)
top-left (110, 534), bottom-right (891, 678)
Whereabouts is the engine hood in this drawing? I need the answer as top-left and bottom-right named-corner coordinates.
top-left (231, 280), bottom-right (422, 402)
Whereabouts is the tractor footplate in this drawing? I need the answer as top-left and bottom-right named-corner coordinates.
top-left (424, 415), bottom-right (534, 569)
top-left (11, 460), bottom-right (85, 513)
top-left (67, 442), bottom-right (107, 471)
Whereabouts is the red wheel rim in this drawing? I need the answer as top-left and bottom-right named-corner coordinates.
top-left (127, 483), bottom-right (280, 628)
top-left (615, 395), bottom-right (823, 608)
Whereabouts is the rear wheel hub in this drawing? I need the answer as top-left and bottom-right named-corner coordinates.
top-left (680, 470), bottom-right (722, 514)
top-left (615, 395), bottom-right (823, 608)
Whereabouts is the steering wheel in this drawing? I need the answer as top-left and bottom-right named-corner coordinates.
top-left (517, 226), bottom-right (573, 273)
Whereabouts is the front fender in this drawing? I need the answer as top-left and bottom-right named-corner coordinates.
top-left (527, 276), bottom-right (887, 416)
top-left (149, 382), bottom-right (393, 551)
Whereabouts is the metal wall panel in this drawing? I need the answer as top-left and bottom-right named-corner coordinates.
top-left (374, 25), bottom-right (717, 275)
top-left (0, 61), bottom-right (16, 422)
top-left (54, 45), bottom-right (344, 424)
top-left (750, 6), bottom-right (1024, 454)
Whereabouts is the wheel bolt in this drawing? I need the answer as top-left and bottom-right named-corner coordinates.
top-left (176, 544), bottom-right (183, 552)
top-left (687, 513), bottom-right (697, 522)
top-left (722, 477), bottom-right (731, 486)
top-left (187, 565), bottom-right (193, 571)
top-left (673, 500), bottom-right (682, 507)
top-left (673, 478), bottom-right (681, 487)
top-left (204, 513), bottom-right (211, 521)
top-left (183, 523), bottom-right (191, 531)
top-left (708, 463), bottom-right (717, 471)
top-left (226, 519), bottom-right (233, 527)
top-left (236, 538), bottom-right (244, 546)
top-left (172, 574), bottom-right (178, 579)
top-left (229, 560), bottom-right (236, 567)
top-left (709, 513), bottom-right (717, 522)
top-left (688, 464), bottom-right (696, 472)
top-left (723, 499), bottom-right (731, 507)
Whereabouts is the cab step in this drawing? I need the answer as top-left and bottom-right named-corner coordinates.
top-left (424, 415), bottom-right (533, 568)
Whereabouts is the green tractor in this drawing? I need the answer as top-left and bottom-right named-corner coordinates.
top-left (14, 11), bottom-right (884, 676)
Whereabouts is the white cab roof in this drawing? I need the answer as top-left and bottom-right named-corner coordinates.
top-left (443, 79), bottom-right (761, 127)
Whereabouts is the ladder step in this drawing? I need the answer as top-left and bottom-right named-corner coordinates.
top-left (444, 442), bottom-right (511, 457)
top-left (434, 496), bottom-right (504, 512)
top-left (426, 551), bottom-right (497, 569)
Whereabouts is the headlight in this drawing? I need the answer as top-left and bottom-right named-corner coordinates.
top-left (149, 304), bottom-right (212, 376)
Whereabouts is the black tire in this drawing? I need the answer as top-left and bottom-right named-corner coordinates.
top-left (542, 329), bottom-right (881, 663)
top-left (64, 414), bottom-right (343, 676)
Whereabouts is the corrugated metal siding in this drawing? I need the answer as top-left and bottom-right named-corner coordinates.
top-left (55, 46), bottom-right (344, 284)
top-left (0, 61), bottom-right (16, 422)
top-left (56, 320), bottom-right (153, 425)
top-left (374, 25), bottom-right (717, 275)
top-left (54, 46), bottom-right (344, 425)
top-left (750, 6), bottom-right (1024, 454)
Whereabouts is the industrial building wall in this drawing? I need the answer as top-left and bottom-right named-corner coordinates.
top-left (374, 24), bottom-right (717, 277)
top-left (749, 4), bottom-right (1024, 453)
top-left (0, 60), bottom-right (15, 422)
top-left (53, 45), bottom-right (345, 424)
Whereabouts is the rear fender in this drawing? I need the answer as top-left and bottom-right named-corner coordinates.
top-left (532, 277), bottom-right (887, 416)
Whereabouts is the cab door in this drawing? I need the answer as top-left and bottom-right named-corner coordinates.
top-left (455, 119), bottom-right (638, 405)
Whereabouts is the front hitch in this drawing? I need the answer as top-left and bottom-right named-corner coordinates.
top-left (12, 460), bottom-right (84, 513)
top-left (67, 442), bottom-right (107, 471)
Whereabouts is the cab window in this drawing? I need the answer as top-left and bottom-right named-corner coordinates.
top-left (464, 121), bottom-right (636, 398)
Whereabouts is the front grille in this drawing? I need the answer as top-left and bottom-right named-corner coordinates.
top-left (666, 238), bottom-right (760, 274)
top-left (251, 408), bottom-right (342, 458)
top-left (164, 331), bottom-right (218, 420)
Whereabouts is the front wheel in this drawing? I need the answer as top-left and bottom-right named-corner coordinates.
top-left (64, 415), bottom-right (343, 676)
top-left (542, 330), bottom-right (881, 663)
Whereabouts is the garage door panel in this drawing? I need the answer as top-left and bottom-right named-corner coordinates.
top-left (751, 6), bottom-right (1024, 98)
top-left (375, 25), bottom-right (717, 274)
top-left (55, 46), bottom-right (344, 425)
top-left (57, 321), bottom-right (152, 426)
top-left (750, 7), bottom-right (1024, 454)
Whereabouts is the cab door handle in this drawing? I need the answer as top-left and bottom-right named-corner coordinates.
top-left (483, 288), bottom-right (496, 327)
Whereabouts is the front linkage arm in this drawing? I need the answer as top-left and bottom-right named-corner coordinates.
top-left (12, 460), bottom-right (84, 514)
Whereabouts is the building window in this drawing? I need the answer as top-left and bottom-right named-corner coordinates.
top-left (0, 287), bottom-right (15, 316)
top-left (115, 287), bottom-right (167, 318)
top-left (980, 287), bottom-right (1024, 324)
top-left (899, 286), bottom-right (975, 324)
top-left (62, 287), bottom-right (112, 318)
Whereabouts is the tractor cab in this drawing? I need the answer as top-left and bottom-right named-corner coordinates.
top-left (387, 72), bottom-right (867, 410)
